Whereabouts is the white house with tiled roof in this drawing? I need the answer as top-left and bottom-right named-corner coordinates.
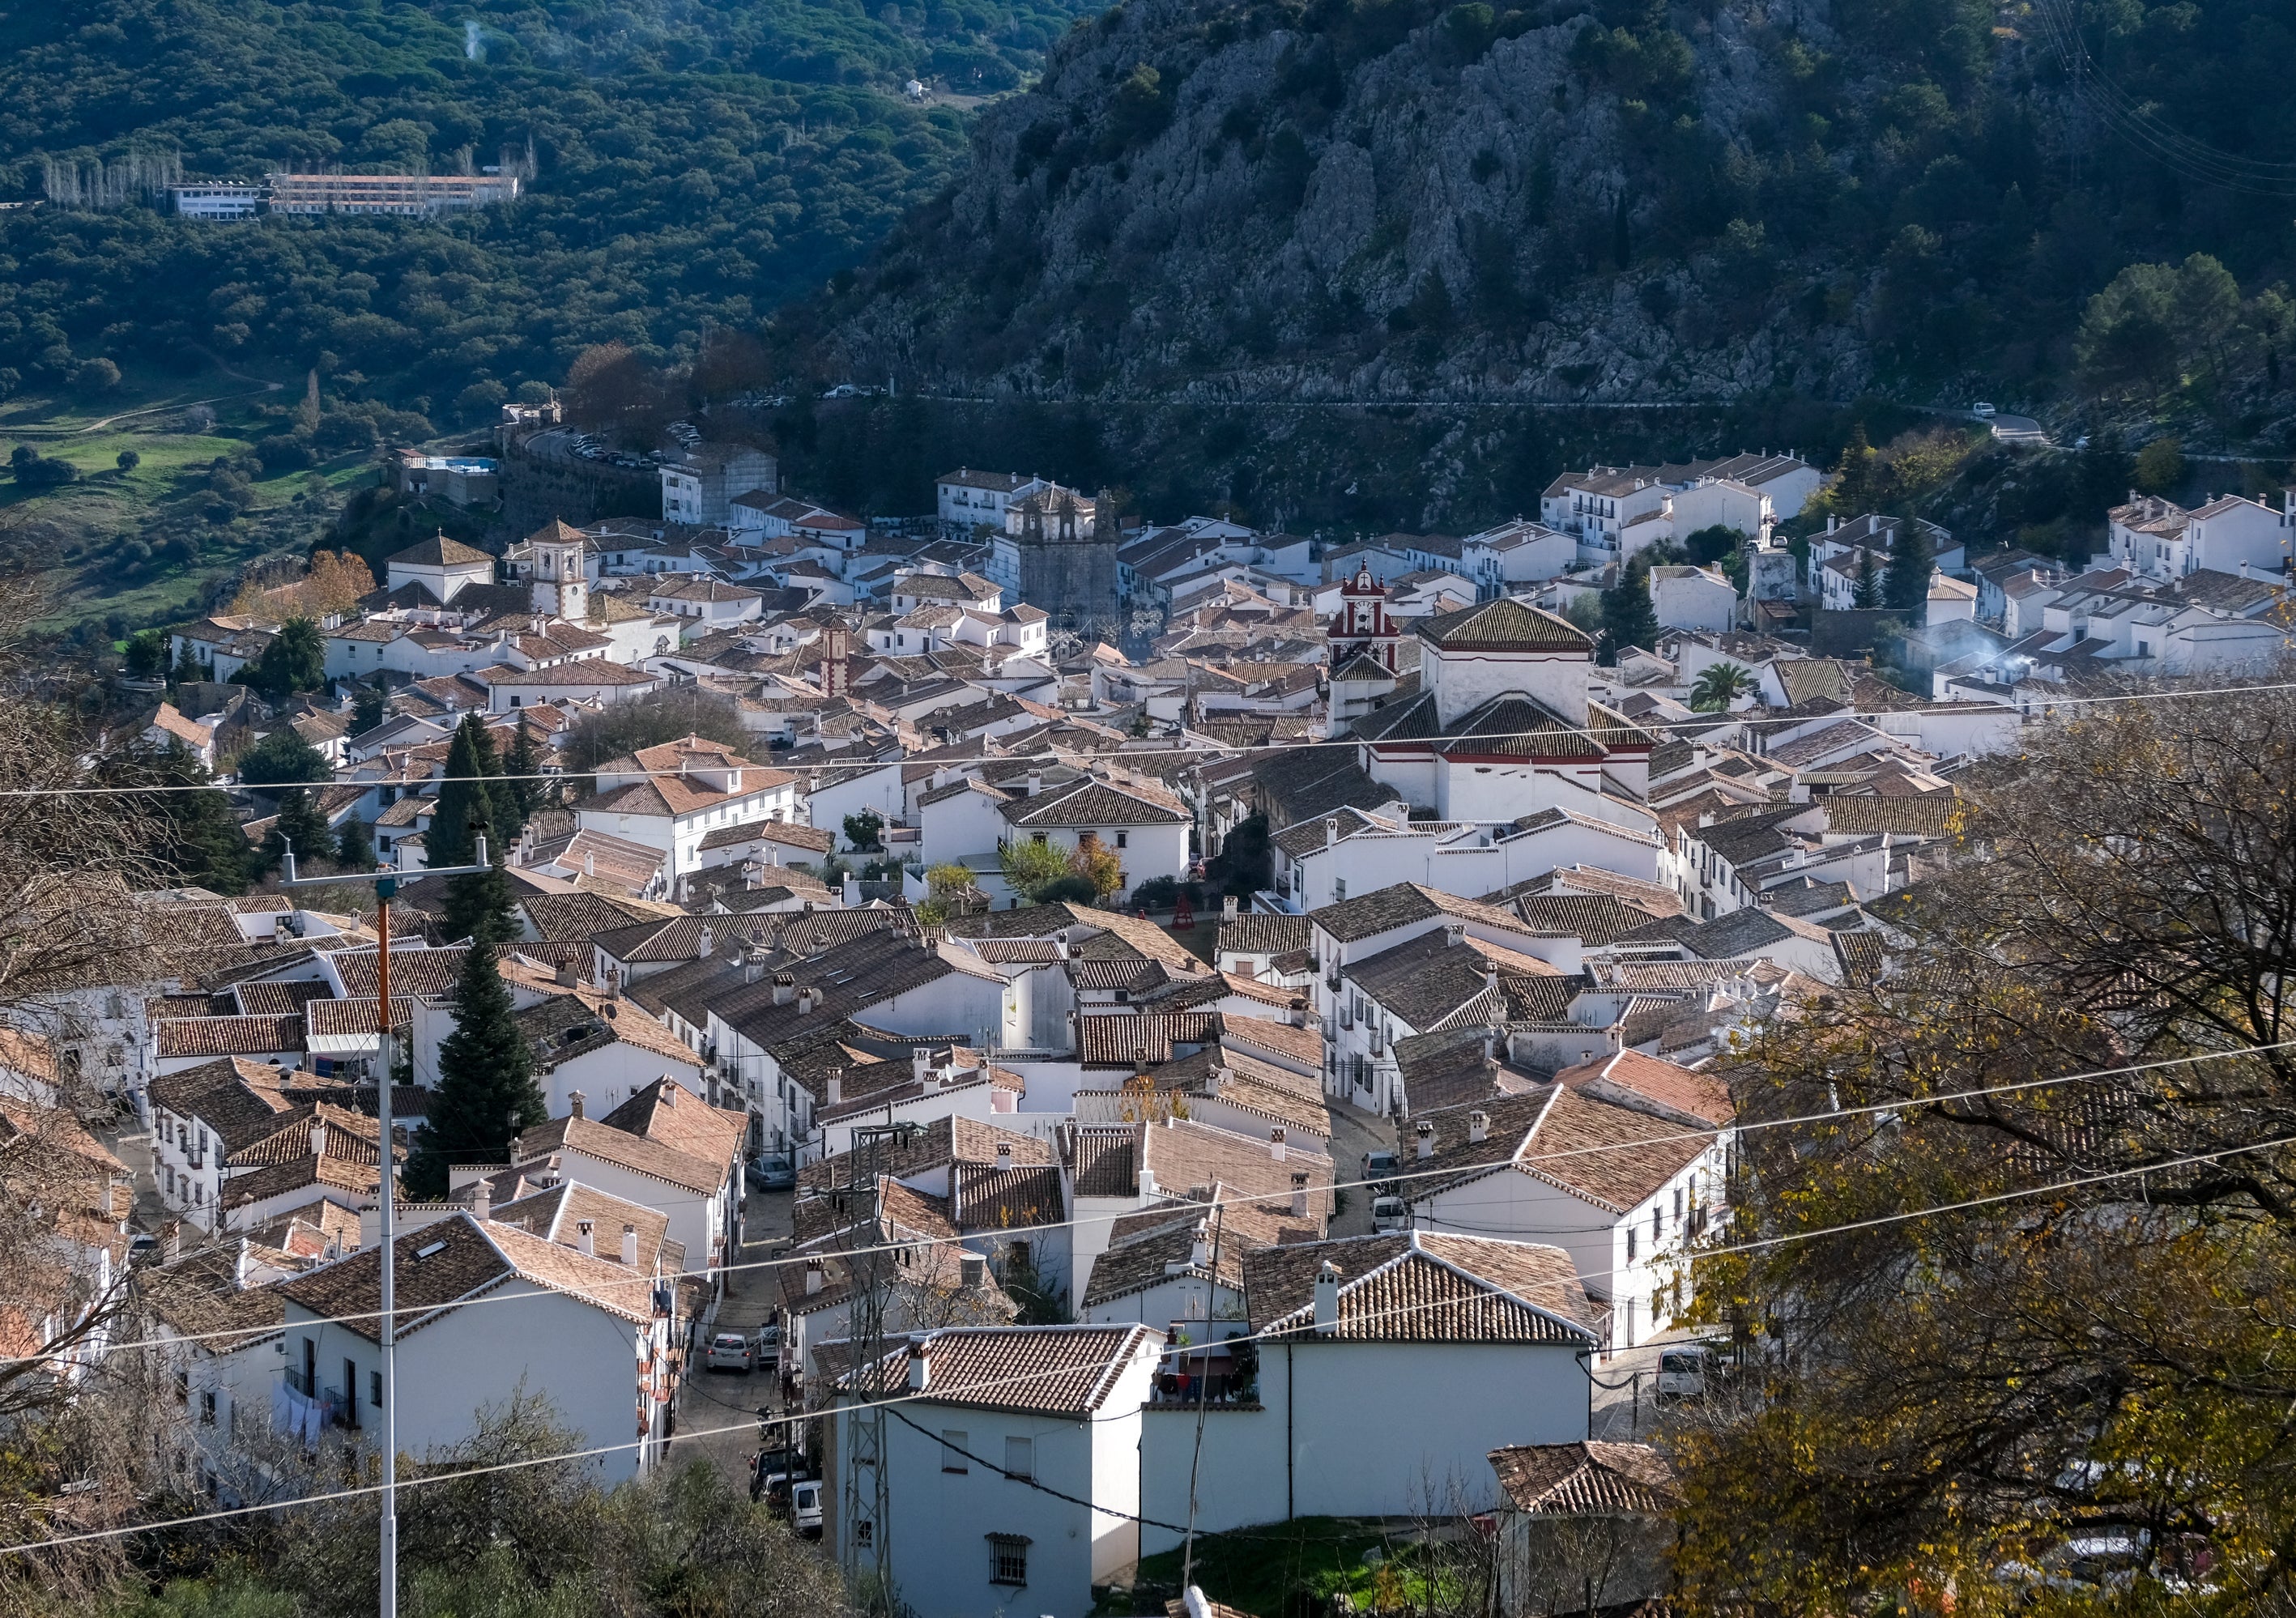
top-left (1402, 1082), bottom-right (1729, 1355)
top-left (1132, 1229), bottom-right (1597, 1549)
top-left (2109, 488), bottom-right (2292, 581)
top-left (832, 1323), bottom-right (1163, 1618)
top-left (995, 773), bottom-right (1193, 900)
top-left (574, 735), bottom-right (799, 877)
top-left (383, 533), bottom-right (495, 606)
top-left (274, 1211), bottom-right (676, 1484)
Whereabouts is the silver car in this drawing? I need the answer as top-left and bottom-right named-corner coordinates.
top-left (704, 1331), bottom-right (755, 1373)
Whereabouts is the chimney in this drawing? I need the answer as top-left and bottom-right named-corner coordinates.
top-left (1445, 922), bottom-right (1465, 948)
top-left (1269, 1126), bottom-right (1287, 1162)
top-left (606, 966), bottom-right (621, 1003)
top-left (961, 1253), bottom-right (986, 1289)
top-left (555, 958), bottom-right (577, 988)
top-left (309, 1117), bottom-right (327, 1160)
top-left (1324, 816), bottom-right (1339, 849)
top-left (1134, 1046), bottom-right (1151, 1083)
top-left (826, 1068), bottom-right (843, 1106)
top-left (908, 1340), bottom-right (931, 1390)
top-left (995, 1141), bottom-right (1013, 1173)
top-left (843, 873), bottom-right (861, 907)
top-left (1313, 1260), bottom-right (1341, 1335)
top-left (805, 1258), bottom-right (824, 1296)
top-left (1467, 1109), bottom-right (1489, 1144)
top-left (1054, 930), bottom-right (1071, 961)
top-left (586, 852), bottom-right (596, 879)
top-left (1222, 894), bottom-right (1239, 922)
top-left (1026, 769), bottom-right (1043, 796)
top-left (576, 1219), bottom-right (595, 1258)
top-left (1209, 1066), bottom-right (1231, 1097)
top-left (235, 1237), bottom-right (251, 1288)
top-left (743, 951), bottom-right (766, 986)
top-left (569, 1091), bottom-right (586, 1121)
top-left (1290, 1171), bottom-right (1310, 1220)
top-left (472, 1178), bottom-right (491, 1221)
top-left (1415, 1119), bottom-right (1436, 1160)
top-left (697, 925), bottom-right (714, 959)
top-left (913, 1047), bottom-right (931, 1086)
top-left (621, 1222), bottom-right (638, 1267)
top-left (1190, 1221), bottom-right (1212, 1268)
top-left (798, 987), bottom-right (817, 1015)
top-left (773, 970), bottom-right (794, 1003)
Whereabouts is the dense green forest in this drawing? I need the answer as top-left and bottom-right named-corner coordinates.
top-left (0, 0), bottom-right (1098, 421)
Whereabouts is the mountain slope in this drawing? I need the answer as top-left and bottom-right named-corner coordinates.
top-left (819, 0), bottom-right (2296, 424)
top-left (0, 0), bottom-right (1098, 420)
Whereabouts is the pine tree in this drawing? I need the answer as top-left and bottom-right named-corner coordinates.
top-left (1829, 423), bottom-right (1876, 515)
top-left (404, 943), bottom-right (545, 1199)
top-left (441, 852), bottom-right (519, 946)
top-left (503, 719), bottom-right (542, 820)
top-left (476, 719), bottom-right (521, 842)
top-left (337, 814), bottom-right (375, 870)
top-left (351, 682), bottom-right (387, 735)
top-left (124, 743), bottom-right (253, 893)
top-left (428, 716), bottom-right (490, 869)
top-left (262, 787), bottom-right (334, 872)
top-left (1600, 560), bottom-right (1659, 665)
top-left (1853, 547), bottom-right (1883, 609)
top-left (1885, 521), bottom-right (1935, 614)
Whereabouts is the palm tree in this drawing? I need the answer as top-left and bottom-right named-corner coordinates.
top-left (1689, 661), bottom-right (1757, 713)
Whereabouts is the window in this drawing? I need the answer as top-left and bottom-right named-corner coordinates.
top-left (372, 1371), bottom-right (384, 1409)
top-left (175, 1370), bottom-right (189, 1405)
top-left (1625, 1227), bottom-right (1638, 1262)
top-left (1332, 878), bottom-right (1347, 903)
top-left (941, 1429), bottom-right (969, 1472)
top-left (1114, 830), bottom-right (1127, 849)
top-left (988, 1535), bottom-right (1030, 1586)
top-left (1652, 1207), bottom-right (1663, 1242)
top-left (1672, 1187), bottom-right (1683, 1222)
top-left (1003, 1437), bottom-right (1033, 1480)
top-left (200, 1390), bottom-right (216, 1425)
top-left (345, 1360), bottom-right (360, 1429)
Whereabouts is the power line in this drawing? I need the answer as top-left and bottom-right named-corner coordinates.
top-left (34, 1039), bottom-right (2294, 1365)
top-left (15, 675), bottom-right (2296, 799)
top-left (11, 1118), bottom-right (2296, 1562)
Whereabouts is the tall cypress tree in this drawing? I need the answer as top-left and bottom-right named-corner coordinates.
top-left (477, 720), bottom-right (521, 843)
top-left (441, 848), bottom-right (520, 945)
top-left (504, 719), bottom-right (543, 822)
top-left (1600, 559), bottom-right (1659, 665)
top-left (1885, 522), bottom-right (1935, 614)
top-left (428, 715), bottom-right (489, 869)
top-left (404, 943), bottom-right (546, 1199)
top-left (262, 787), bottom-right (334, 873)
top-left (1852, 547), bottom-right (1883, 609)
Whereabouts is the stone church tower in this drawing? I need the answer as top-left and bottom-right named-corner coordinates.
top-left (1016, 487), bottom-right (1120, 633)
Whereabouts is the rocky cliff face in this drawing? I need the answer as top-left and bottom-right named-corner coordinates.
top-left (824, 0), bottom-right (1915, 404)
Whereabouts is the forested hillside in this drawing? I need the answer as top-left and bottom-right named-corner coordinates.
top-left (0, 0), bottom-right (1097, 424)
top-left (813, 0), bottom-right (2296, 445)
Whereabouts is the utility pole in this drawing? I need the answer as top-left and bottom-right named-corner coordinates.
top-left (282, 835), bottom-right (493, 1618)
top-left (841, 1120), bottom-right (921, 1614)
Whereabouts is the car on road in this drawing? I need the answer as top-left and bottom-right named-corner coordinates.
top-left (705, 1331), bottom-right (756, 1373)
top-left (746, 1152), bottom-right (795, 1193)
top-left (1656, 1344), bottom-right (1722, 1402)
top-left (127, 1233), bottom-right (160, 1264)
top-left (1970, 401), bottom-right (1997, 419)
top-left (790, 1480), bottom-right (824, 1539)
top-left (1371, 1195), bottom-right (1410, 1233)
top-left (1361, 1149), bottom-right (1399, 1192)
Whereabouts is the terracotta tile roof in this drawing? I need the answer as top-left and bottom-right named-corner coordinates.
top-left (697, 818), bottom-right (835, 854)
top-left (1218, 1017), bottom-right (1321, 1071)
top-left (147, 1056), bottom-right (305, 1148)
top-left (796, 1116), bottom-right (1052, 1197)
top-left (1070, 1127), bottom-right (1139, 1197)
top-left (515, 891), bottom-right (666, 940)
top-left (1084, 1186), bottom-right (1320, 1307)
top-left (1412, 598), bottom-right (1592, 654)
top-left (231, 981), bottom-right (333, 1017)
top-left (1216, 913), bottom-right (1310, 957)
top-left (518, 991), bottom-right (704, 1076)
top-left (140, 1247), bottom-right (288, 1352)
top-left (842, 1323), bottom-right (1160, 1417)
top-left (330, 946), bottom-right (471, 1001)
top-left (154, 1015), bottom-right (307, 1059)
top-left (1246, 1231), bottom-right (1595, 1342)
top-left (1489, 1441), bottom-right (1680, 1514)
top-left (1553, 1050), bottom-right (1734, 1128)
top-left (1820, 794), bottom-right (1960, 838)
top-left (1141, 1117), bottom-right (1333, 1211)
top-left (596, 1076), bottom-right (745, 1167)
top-left (221, 1149), bottom-right (382, 1209)
top-left (511, 1115), bottom-right (725, 1195)
top-left (275, 1211), bottom-right (653, 1344)
top-left (1312, 882), bottom-right (1531, 945)
top-left (1408, 1085), bottom-right (1713, 1216)
top-left (952, 1163), bottom-right (1066, 1233)
top-left (1078, 1012), bottom-right (1221, 1067)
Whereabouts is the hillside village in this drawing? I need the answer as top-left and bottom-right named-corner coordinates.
top-left (8, 419), bottom-right (2295, 1618)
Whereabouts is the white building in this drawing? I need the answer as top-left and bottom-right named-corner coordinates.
top-left (1648, 564), bottom-right (1737, 632)
top-left (274, 1212), bottom-right (675, 1485)
top-left (575, 735), bottom-right (799, 877)
top-left (2109, 490), bottom-right (2293, 581)
top-left (1135, 1231), bottom-right (1598, 1548)
top-left (829, 1324), bottom-right (1163, 1618)
top-left (661, 445), bottom-right (778, 526)
top-left (382, 534), bottom-right (496, 607)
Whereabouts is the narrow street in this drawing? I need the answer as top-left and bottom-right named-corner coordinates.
top-left (674, 1182), bottom-right (794, 1485)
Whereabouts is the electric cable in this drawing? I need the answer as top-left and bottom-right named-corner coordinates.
top-left (27, 1038), bottom-right (2295, 1365)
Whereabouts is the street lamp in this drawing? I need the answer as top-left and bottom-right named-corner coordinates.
top-left (280, 834), bottom-right (494, 1618)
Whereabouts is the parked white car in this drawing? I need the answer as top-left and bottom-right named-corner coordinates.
top-left (1371, 1195), bottom-right (1409, 1233)
top-left (705, 1331), bottom-right (756, 1373)
top-left (790, 1479), bottom-right (824, 1539)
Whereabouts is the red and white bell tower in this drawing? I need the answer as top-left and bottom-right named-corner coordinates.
top-left (1329, 564), bottom-right (1401, 671)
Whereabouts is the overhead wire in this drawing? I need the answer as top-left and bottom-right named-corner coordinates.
top-left (10, 1118), bottom-right (2296, 1561)
top-left (30, 1038), bottom-right (2296, 1365)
